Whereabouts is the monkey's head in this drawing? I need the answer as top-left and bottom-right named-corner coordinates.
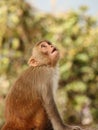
top-left (28, 40), bottom-right (60, 67)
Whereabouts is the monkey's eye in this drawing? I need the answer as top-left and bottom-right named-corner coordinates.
top-left (41, 44), bottom-right (46, 48)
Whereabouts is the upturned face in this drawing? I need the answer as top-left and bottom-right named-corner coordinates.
top-left (33, 41), bottom-right (60, 67)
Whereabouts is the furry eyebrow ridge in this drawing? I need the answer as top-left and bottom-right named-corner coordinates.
top-left (36, 40), bottom-right (52, 46)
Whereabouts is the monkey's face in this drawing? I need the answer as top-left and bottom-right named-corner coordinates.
top-left (29, 41), bottom-right (60, 67)
top-left (37, 41), bottom-right (59, 66)
top-left (39, 41), bottom-right (59, 62)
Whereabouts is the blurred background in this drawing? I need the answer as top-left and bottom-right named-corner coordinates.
top-left (0, 0), bottom-right (98, 129)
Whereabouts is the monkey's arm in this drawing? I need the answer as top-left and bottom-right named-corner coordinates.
top-left (41, 87), bottom-right (65, 130)
top-left (41, 85), bottom-right (82, 130)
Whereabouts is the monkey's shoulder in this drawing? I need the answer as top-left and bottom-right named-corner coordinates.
top-left (13, 66), bottom-right (59, 87)
top-left (22, 66), bottom-right (57, 76)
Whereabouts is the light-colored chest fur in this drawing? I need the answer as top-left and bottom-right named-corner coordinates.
top-left (52, 66), bottom-right (59, 97)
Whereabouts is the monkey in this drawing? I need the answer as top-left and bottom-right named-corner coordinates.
top-left (1, 40), bottom-right (82, 130)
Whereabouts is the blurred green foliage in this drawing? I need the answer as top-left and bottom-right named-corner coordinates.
top-left (0, 0), bottom-right (98, 128)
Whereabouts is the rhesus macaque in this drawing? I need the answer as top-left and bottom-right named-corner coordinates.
top-left (2, 40), bottom-right (82, 130)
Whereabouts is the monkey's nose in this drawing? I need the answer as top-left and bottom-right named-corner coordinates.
top-left (51, 45), bottom-right (54, 48)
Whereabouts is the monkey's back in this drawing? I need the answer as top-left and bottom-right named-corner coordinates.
top-left (5, 67), bottom-right (44, 121)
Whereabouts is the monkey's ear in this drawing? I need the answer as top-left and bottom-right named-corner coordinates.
top-left (28, 57), bottom-right (38, 67)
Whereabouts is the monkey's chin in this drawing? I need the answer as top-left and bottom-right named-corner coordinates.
top-left (50, 51), bottom-right (60, 66)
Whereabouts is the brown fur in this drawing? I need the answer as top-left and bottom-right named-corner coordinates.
top-left (2, 66), bottom-right (54, 130)
top-left (2, 41), bottom-right (82, 130)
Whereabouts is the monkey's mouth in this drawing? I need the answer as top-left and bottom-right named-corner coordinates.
top-left (51, 48), bottom-right (57, 53)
